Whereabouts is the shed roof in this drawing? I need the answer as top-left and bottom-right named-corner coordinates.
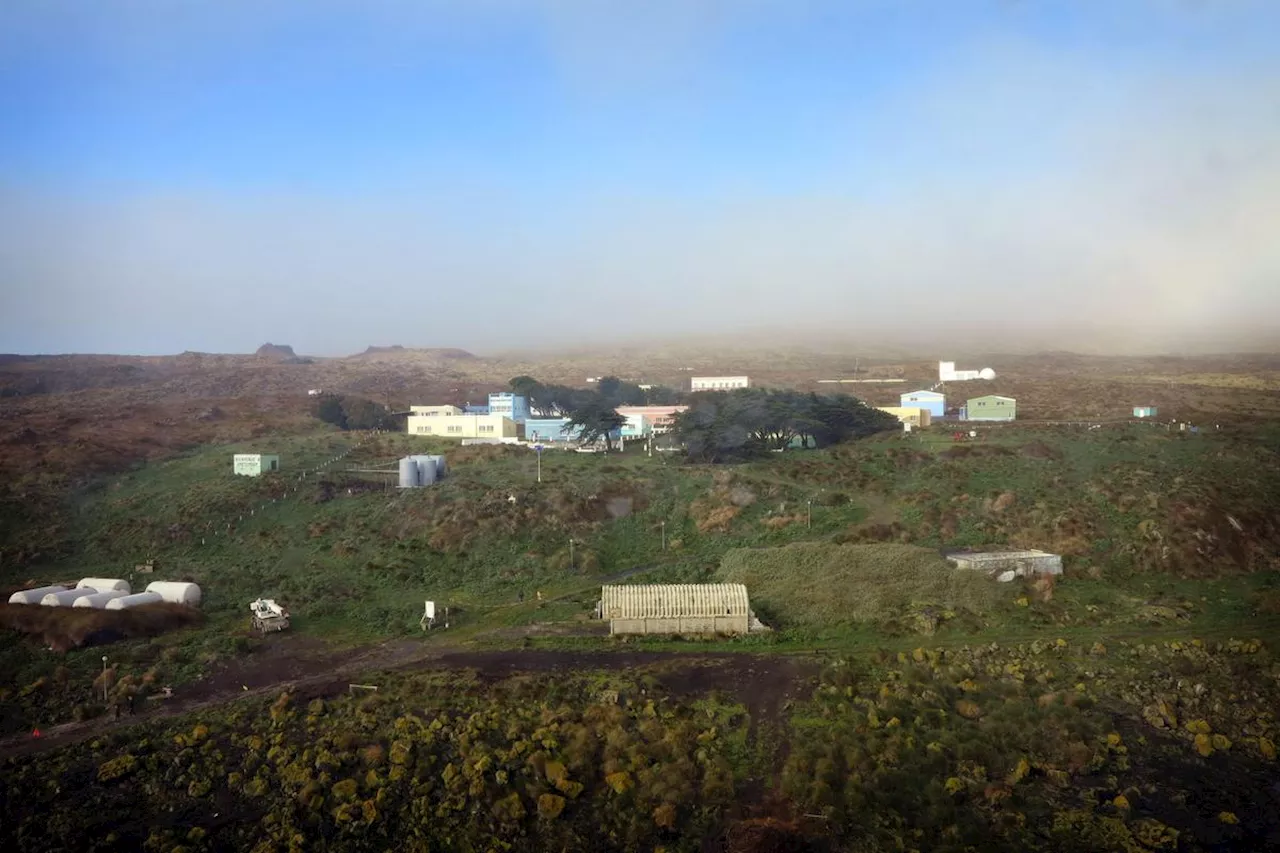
top-left (967, 395), bottom-right (1016, 403)
top-left (600, 583), bottom-right (749, 619)
top-left (902, 389), bottom-right (944, 399)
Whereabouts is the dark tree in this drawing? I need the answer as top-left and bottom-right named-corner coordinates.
top-left (313, 395), bottom-right (347, 429)
top-left (672, 388), bottom-right (897, 462)
top-left (566, 397), bottom-right (627, 451)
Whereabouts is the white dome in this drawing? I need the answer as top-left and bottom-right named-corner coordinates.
top-left (979, 368), bottom-right (996, 380)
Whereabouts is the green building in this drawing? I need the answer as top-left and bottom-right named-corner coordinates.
top-left (965, 395), bottom-right (1016, 422)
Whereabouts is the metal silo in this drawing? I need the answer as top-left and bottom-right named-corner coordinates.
top-left (429, 454), bottom-right (447, 479)
top-left (412, 455), bottom-right (437, 486)
top-left (398, 457), bottom-right (420, 488)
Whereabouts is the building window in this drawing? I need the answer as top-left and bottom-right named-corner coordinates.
top-left (447, 425), bottom-right (462, 434)
top-left (479, 425), bottom-right (493, 434)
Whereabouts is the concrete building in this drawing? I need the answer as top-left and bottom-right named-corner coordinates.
top-left (964, 395), bottom-right (1017, 422)
top-left (410, 405), bottom-right (464, 417)
top-left (1133, 406), bottom-right (1158, 418)
top-left (901, 390), bottom-right (946, 418)
top-left (599, 583), bottom-right (753, 635)
top-left (946, 549), bottom-right (1062, 581)
top-left (407, 412), bottom-right (517, 439)
top-left (940, 361), bottom-right (996, 382)
top-left (525, 417), bottom-right (576, 443)
top-left (233, 453), bottom-right (280, 476)
top-left (488, 392), bottom-right (530, 424)
top-left (615, 405), bottom-right (687, 433)
top-left (691, 376), bottom-right (750, 392)
top-left (620, 413), bottom-right (652, 439)
top-left (877, 406), bottom-right (932, 428)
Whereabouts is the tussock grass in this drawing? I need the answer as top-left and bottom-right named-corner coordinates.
top-left (718, 542), bottom-right (1003, 628)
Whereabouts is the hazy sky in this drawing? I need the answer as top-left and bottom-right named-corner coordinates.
top-left (2, 1), bottom-right (1278, 356)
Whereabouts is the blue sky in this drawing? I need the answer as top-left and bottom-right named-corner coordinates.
top-left (2, 1), bottom-right (1278, 355)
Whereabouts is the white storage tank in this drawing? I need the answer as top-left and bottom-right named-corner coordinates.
top-left (413, 455), bottom-right (438, 486)
top-left (40, 588), bottom-right (97, 607)
top-left (145, 581), bottom-right (202, 606)
top-left (398, 456), bottom-right (420, 488)
top-left (8, 585), bottom-right (68, 605)
top-left (105, 592), bottom-right (165, 610)
top-left (76, 578), bottom-right (132, 594)
top-left (72, 590), bottom-right (130, 609)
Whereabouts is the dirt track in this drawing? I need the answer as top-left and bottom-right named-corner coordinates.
top-left (0, 639), bottom-right (817, 762)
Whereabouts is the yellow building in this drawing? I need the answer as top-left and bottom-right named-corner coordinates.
top-left (407, 412), bottom-right (517, 439)
top-left (409, 405), bottom-right (464, 417)
top-left (876, 406), bottom-right (932, 428)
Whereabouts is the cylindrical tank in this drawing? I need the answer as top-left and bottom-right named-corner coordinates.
top-left (414, 455), bottom-right (438, 485)
top-left (105, 592), bottom-right (165, 610)
top-left (76, 577), bottom-right (132, 594)
top-left (429, 454), bottom-right (447, 479)
top-left (72, 590), bottom-right (130, 609)
top-left (144, 581), bottom-right (202, 606)
top-left (40, 588), bottom-right (97, 607)
top-left (7, 585), bottom-right (68, 605)
top-left (398, 457), bottom-right (420, 488)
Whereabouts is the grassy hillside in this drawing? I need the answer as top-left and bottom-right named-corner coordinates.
top-left (718, 542), bottom-right (1005, 633)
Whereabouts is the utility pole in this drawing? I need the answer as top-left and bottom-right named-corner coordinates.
top-left (807, 500), bottom-right (812, 529)
top-left (661, 520), bottom-right (666, 551)
top-left (569, 538), bottom-right (575, 570)
top-left (101, 655), bottom-right (109, 702)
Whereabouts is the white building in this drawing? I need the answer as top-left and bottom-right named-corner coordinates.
top-left (939, 361), bottom-right (996, 382)
top-left (234, 454), bottom-right (280, 476)
top-left (691, 375), bottom-right (750, 392)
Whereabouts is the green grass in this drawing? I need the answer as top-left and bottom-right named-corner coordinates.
top-left (718, 542), bottom-right (1005, 629)
top-left (2, 421), bottom-right (1278, 734)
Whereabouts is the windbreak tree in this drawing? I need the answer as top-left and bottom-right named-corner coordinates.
top-left (566, 397), bottom-right (627, 451)
top-left (312, 395), bottom-right (393, 431)
top-left (672, 389), bottom-right (897, 462)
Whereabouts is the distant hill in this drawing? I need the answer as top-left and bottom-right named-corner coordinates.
top-left (352, 346), bottom-right (476, 360)
top-left (255, 343), bottom-right (298, 360)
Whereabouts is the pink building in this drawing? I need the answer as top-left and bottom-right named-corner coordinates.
top-left (615, 405), bottom-right (688, 433)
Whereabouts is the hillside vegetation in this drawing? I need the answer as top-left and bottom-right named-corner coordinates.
top-left (719, 542), bottom-right (1004, 633)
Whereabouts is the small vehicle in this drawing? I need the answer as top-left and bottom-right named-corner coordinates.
top-left (250, 598), bottom-right (290, 633)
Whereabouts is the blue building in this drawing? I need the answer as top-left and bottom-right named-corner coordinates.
top-left (900, 389), bottom-right (946, 419)
top-left (525, 417), bottom-right (576, 442)
top-left (464, 404), bottom-right (490, 415)
top-left (1133, 406), bottom-right (1158, 418)
top-left (488, 392), bottom-right (529, 424)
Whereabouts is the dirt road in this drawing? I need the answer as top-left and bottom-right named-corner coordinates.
top-left (0, 639), bottom-right (816, 762)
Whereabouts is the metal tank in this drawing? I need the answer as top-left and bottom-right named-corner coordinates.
top-left (76, 577), bottom-right (131, 594)
top-left (8, 585), bottom-right (68, 605)
top-left (398, 456), bottom-right (420, 488)
top-left (105, 592), bottom-right (165, 610)
top-left (144, 581), bottom-right (203, 606)
top-left (413, 455), bottom-right (438, 486)
top-left (40, 589), bottom-right (97, 607)
top-left (72, 590), bottom-right (130, 609)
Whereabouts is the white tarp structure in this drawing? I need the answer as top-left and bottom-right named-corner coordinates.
top-left (599, 583), bottom-right (753, 635)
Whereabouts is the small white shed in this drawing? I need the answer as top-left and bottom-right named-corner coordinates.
top-left (233, 454), bottom-right (280, 477)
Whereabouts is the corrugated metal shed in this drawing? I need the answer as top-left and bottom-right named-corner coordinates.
top-left (600, 583), bottom-right (750, 635)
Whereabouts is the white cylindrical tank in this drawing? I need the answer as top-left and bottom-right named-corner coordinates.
top-left (76, 577), bottom-right (132, 594)
top-left (145, 581), bottom-right (202, 606)
top-left (7, 585), bottom-right (68, 605)
top-left (398, 456), bottom-right (420, 488)
top-left (72, 590), bottom-right (130, 609)
top-left (105, 592), bottom-right (165, 610)
top-left (414, 455), bottom-right (438, 485)
top-left (40, 588), bottom-right (97, 607)
top-left (429, 454), bottom-right (447, 478)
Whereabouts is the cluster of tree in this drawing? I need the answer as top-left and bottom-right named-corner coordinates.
top-left (508, 375), bottom-right (678, 413)
top-left (508, 376), bottom-right (678, 451)
top-left (312, 394), bottom-right (393, 431)
top-left (671, 388), bottom-right (899, 462)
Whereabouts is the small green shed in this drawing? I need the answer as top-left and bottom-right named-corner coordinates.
top-left (965, 395), bottom-right (1016, 422)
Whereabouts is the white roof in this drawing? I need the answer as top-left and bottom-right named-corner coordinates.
top-left (600, 583), bottom-right (749, 619)
top-left (902, 390), bottom-right (944, 398)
